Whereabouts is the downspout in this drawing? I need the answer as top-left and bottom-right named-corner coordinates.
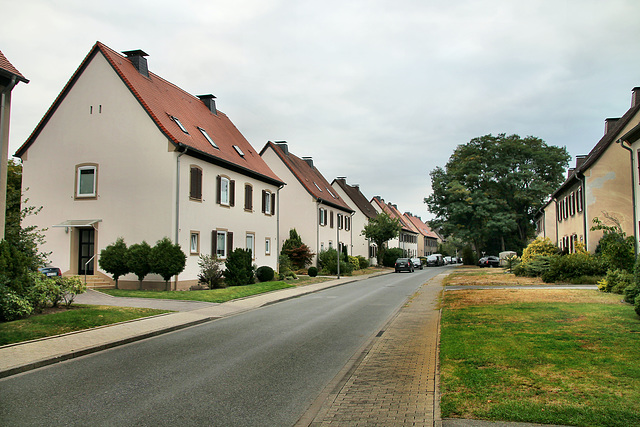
top-left (553, 197), bottom-right (558, 248)
top-left (276, 183), bottom-right (285, 272)
top-left (578, 172), bottom-right (588, 252)
top-left (0, 76), bottom-right (18, 240)
top-left (316, 200), bottom-right (320, 267)
top-left (174, 145), bottom-right (187, 290)
top-left (618, 139), bottom-right (638, 254)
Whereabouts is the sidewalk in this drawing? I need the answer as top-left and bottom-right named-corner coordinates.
top-left (0, 275), bottom-right (366, 379)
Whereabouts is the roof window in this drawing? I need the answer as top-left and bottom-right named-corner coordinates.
top-left (198, 127), bottom-right (218, 149)
top-left (314, 182), bottom-right (323, 192)
top-left (233, 145), bottom-right (245, 157)
top-left (327, 187), bottom-right (338, 199)
top-left (171, 116), bottom-right (189, 134)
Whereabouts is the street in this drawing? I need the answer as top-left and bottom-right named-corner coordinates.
top-left (0, 267), bottom-right (446, 426)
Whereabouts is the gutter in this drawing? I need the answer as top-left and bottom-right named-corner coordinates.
top-left (276, 183), bottom-right (285, 272)
top-left (174, 145), bottom-right (187, 290)
top-left (618, 138), bottom-right (637, 254)
top-left (0, 76), bottom-right (18, 240)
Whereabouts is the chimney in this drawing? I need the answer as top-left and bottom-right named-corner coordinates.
top-left (197, 94), bottom-right (217, 115)
top-left (374, 196), bottom-right (383, 202)
top-left (274, 141), bottom-right (288, 155)
top-left (567, 168), bottom-right (575, 179)
top-left (336, 176), bottom-right (347, 183)
top-left (632, 87), bottom-right (640, 108)
top-left (575, 155), bottom-right (587, 169)
top-left (605, 117), bottom-right (620, 134)
top-left (122, 50), bottom-right (149, 77)
top-left (302, 157), bottom-right (314, 168)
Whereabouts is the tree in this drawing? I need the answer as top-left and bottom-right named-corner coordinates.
top-left (361, 212), bottom-right (401, 265)
top-left (224, 248), bottom-right (254, 286)
top-left (127, 241), bottom-right (151, 289)
top-left (425, 134), bottom-right (570, 254)
top-left (149, 237), bottom-right (186, 290)
top-left (280, 228), bottom-right (314, 270)
top-left (592, 215), bottom-right (635, 272)
top-left (99, 237), bottom-right (130, 289)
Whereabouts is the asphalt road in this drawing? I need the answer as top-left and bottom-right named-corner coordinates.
top-left (0, 266), bottom-right (448, 426)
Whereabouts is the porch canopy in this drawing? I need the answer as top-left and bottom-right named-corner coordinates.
top-left (52, 219), bottom-right (102, 228)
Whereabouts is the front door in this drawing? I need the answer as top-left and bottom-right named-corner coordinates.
top-left (78, 228), bottom-right (95, 275)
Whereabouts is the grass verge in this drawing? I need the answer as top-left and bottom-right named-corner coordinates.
top-left (440, 289), bottom-right (640, 426)
top-left (0, 305), bottom-right (171, 346)
top-left (101, 280), bottom-right (299, 303)
top-left (443, 266), bottom-right (545, 286)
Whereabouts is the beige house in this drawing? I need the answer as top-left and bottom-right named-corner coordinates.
top-left (618, 118), bottom-right (640, 253)
top-left (537, 86), bottom-right (639, 253)
top-left (0, 49), bottom-right (29, 240)
top-left (260, 142), bottom-right (354, 265)
top-left (370, 196), bottom-right (418, 257)
top-left (403, 213), bottom-right (439, 257)
top-left (331, 177), bottom-right (378, 264)
top-left (16, 42), bottom-right (284, 289)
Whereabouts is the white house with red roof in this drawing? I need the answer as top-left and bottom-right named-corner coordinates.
top-left (370, 196), bottom-right (418, 258)
top-left (260, 141), bottom-right (354, 266)
top-left (16, 42), bottom-right (284, 289)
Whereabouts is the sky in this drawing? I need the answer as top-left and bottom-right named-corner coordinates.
top-left (2, 0), bottom-right (640, 220)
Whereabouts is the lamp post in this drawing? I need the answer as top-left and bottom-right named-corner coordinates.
top-left (336, 215), bottom-right (340, 279)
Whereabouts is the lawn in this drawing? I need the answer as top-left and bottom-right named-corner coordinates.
top-left (440, 288), bottom-right (640, 426)
top-left (444, 266), bottom-right (545, 286)
top-left (0, 305), bottom-right (171, 346)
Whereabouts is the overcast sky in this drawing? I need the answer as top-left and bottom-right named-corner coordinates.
top-left (3, 0), bottom-right (640, 219)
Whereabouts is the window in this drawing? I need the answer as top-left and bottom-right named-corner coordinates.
top-left (233, 145), bottom-right (245, 157)
top-left (577, 187), bottom-right (583, 212)
top-left (190, 166), bottom-right (202, 200)
top-left (190, 231), bottom-right (200, 255)
top-left (319, 208), bottom-right (327, 226)
top-left (265, 238), bottom-right (271, 255)
top-left (76, 164), bottom-right (97, 198)
top-left (345, 216), bottom-right (351, 231)
top-left (171, 116), bottom-right (189, 134)
top-left (198, 127), bottom-right (218, 149)
top-left (569, 192), bottom-right (575, 216)
top-left (212, 230), bottom-right (233, 258)
top-left (217, 176), bottom-right (235, 206)
top-left (337, 213), bottom-right (343, 229)
top-left (313, 182), bottom-right (323, 192)
top-left (245, 184), bottom-right (253, 211)
top-left (246, 233), bottom-right (255, 258)
top-left (262, 190), bottom-right (275, 215)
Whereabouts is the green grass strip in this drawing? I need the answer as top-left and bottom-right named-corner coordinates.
top-left (0, 305), bottom-right (171, 346)
top-left (101, 281), bottom-right (296, 303)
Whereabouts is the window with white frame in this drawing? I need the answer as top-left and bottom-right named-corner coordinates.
top-left (76, 164), bottom-right (97, 198)
top-left (216, 231), bottom-right (226, 258)
top-left (220, 177), bottom-right (230, 205)
top-left (265, 238), bottom-right (271, 255)
top-left (319, 208), bottom-right (327, 225)
top-left (263, 190), bottom-right (272, 214)
top-left (190, 231), bottom-right (200, 255)
top-left (246, 233), bottom-right (255, 258)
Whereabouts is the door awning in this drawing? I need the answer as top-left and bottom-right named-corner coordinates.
top-left (52, 219), bottom-right (102, 228)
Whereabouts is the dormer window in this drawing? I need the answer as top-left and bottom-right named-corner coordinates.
top-left (233, 145), bottom-right (245, 157)
top-left (171, 116), bottom-right (189, 134)
top-left (198, 127), bottom-right (218, 149)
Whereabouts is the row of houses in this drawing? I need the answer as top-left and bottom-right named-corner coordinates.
top-left (14, 42), bottom-right (441, 289)
top-left (535, 86), bottom-right (640, 253)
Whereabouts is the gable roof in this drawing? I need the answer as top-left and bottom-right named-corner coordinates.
top-left (553, 88), bottom-right (640, 198)
top-left (0, 49), bottom-right (29, 84)
top-left (403, 213), bottom-right (439, 239)
top-left (15, 42), bottom-right (282, 185)
top-left (261, 141), bottom-right (353, 213)
top-left (331, 178), bottom-right (377, 219)
top-left (370, 196), bottom-right (417, 234)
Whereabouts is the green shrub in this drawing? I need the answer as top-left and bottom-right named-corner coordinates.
top-left (281, 229), bottom-right (314, 269)
top-left (99, 237), bottom-right (130, 289)
top-left (462, 246), bottom-right (476, 265)
top-left (521, 237), bottom-right (558, 263)
top-left (59, 276), bottom-right (86, 307)
top-left (382, 248), bottom-right (404, 267)
top-left (279, 254), bottom-right (294, 276)
top-left (149, 237), bottom-right (187, 290)
top-left (27, 274), bottom-right (58, 312)
top-left (308, 266), bottom-right (318, 277)
top-left (317, 248), bottom-right (353, 275)
top-left (348, 256), bottom-right (360, 270)
top-left (224, 248), bottom-right (255, 286)
top-left (127, 241), bottom-right (152, 289)
top-left (197, 254), bottom-right (225, 289)
top-left (0, 288), bottom-right (33, 321)
top-left (624, 281), bottom-right (640, 304)
top-left (635, 294), bottom-right (640, 317)
top-left (542, 252), bottom-right (607, 283)
top-left (255, 266), bottom-right (275, 282)
top-left (356, 255), bottom-right (369, 269)
top-left (598, 269), bottom-right (633, 294)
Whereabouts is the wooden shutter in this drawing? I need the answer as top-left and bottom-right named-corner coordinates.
top-left (230, 180), bottom-right (235, 207)
top-left (271, 192), bottom-right (276, 216)
top-left (262, 190), bottom-right (267, 213)
top-left (330, 211), bottom-right (334, 228)
top-left (216, 175), bottom-right (221, 204)
top-left (190, 166), bottom-right (202, 200)
top-left (245, 184), bottom-right (253, 210)
top-left (227, 231), bottom-right (233, 255)
top-left (212, 230), bottom-right (217, 256)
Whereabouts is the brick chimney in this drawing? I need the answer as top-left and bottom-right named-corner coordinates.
top-left (575, 155), bottom-right (587, 169)
top-left (197, 94), bottom-right (217, 115)
top-left (632, 87), bottom-right (640, 108)
top-left (604, 117), bottom-right (620, 134)
top-left (122, 50), bottom-right (149, 77)
top-left (274, 141), bottom-right (288, 155)
top-left (302, 157), bottom-right (314, 168)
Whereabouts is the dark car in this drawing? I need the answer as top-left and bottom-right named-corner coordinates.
top-left (426, 254), bottom-right (444, 267)
top-left (478, 256), bottom-right (500, 268)
top-left (410, 257), bottom-right (423, 270)
top-left (395, 258), bottom-right (414, 273)
top-left (38, 266), bottom-right (62, 277)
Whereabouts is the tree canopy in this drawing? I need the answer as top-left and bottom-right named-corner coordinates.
top-left (361, 212), bottom-right (401, 265)
top-left (425, 134), bottom-right (570, 254)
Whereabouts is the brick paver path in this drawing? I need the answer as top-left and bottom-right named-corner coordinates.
top-left (309, 275), bottom-right (443, 426)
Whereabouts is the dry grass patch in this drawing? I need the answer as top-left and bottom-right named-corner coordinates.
top-left (444, 267), bottom-right (544, 286)
top-left (445, 289), bottom-right (622, 309)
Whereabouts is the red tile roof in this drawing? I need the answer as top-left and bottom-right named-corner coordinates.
top-left (403, 213), bottom-right (439, 239)
top-left (16, 42), bottom-right (282, 185)
top-left (332, 178), bottom-right (377, 219)
top-left (370, 197), bottom-right (417, 234)
top-left (262, 141), bottom-right (353, 212)
top-left (0, 49), bottom-right (29, 83)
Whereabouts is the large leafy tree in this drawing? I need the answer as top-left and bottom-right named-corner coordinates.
top-left (361, 212), bottom-right (402, 265)
top-left (425, 134), bottom-right (569, 254)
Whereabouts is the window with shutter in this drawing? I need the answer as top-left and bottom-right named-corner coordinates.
top-left (230, 180), bottom-right (235, 207)
top-left (271, 192), bottom-right (276, 215)
top-left (245, 184), bottom-right (253, 211)
top-left (330, 211), bottom-right (334, 228)
top-left (227, 231), bottom-right (234, 256)
top-left (190, 166), bottom-right (202, 200)
top-left (218, 176), bottom-right (231, 206)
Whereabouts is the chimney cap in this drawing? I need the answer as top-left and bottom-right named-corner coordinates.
top-left (197, 94), bottom-right (216, 100)
top-left (122, 49), bottom-right (149, 57)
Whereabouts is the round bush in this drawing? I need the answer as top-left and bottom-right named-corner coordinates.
top-left (256, 266), bottom-right (275, 282)
top-left (308, 266), bottom-right (318, 277)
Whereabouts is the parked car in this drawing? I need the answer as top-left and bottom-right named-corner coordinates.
top-left (478, 256), bottom-right (500, 268)
top-left (426, 254), bottom-right (444, 267)
top-left (444, 256), bottom-right (453, 264)
top-left (410, 257), bottom-right (423, 270)
top-left (395, 258), bottom-right (414, 273)
top-left (38, 266), bottom-right (62, 277)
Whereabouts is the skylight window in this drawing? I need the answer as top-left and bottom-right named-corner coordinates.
top-left (327, 187), bottom-right (338, 199)
top-left (313, 182), bottom-right (323, 192)
top-left (197, 127), bottom-right (218, 149)
top-left (233, 145), bottom-right (245, 157)
top-left (171, 116), bottom-right (189, 134)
